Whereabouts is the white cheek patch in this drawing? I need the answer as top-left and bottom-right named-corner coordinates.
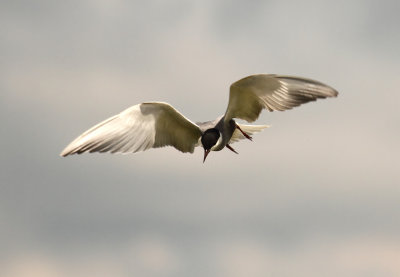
top-left (211, 132), bottom-right (223, 151)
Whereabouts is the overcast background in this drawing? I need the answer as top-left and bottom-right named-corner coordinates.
top-left (1, 0), bottom-right (400, 276)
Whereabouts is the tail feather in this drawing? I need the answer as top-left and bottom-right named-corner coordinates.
top-left (229, 123), bottom-right (270, 143)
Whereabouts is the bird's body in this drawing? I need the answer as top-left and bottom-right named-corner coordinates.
top-left (61, 74), bottom-right (338, 162)
top-left (198, 116), bottom-right (235, 151)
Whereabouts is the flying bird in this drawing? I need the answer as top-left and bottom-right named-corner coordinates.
top-left (60, 74), bottom-right (338, 162)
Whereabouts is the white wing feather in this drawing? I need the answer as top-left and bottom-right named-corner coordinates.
top-left (60, 102), bottom-right (202, 156)
top-left (229, 123), bottom-right (270, 144)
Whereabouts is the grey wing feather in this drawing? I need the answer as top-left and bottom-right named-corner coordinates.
top-left (60, 102), bottom-right (202, 156)
top-left (225, 74), bottom-right (338, 122)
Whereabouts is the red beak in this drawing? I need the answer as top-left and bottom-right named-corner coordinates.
top-left (203, 149), bottom-right (210, 163)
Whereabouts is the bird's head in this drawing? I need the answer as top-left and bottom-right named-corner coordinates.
top-left (201, 128), bottom-right (220, 163)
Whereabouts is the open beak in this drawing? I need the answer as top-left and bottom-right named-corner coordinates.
top-left (203, 149), bottom-right (211, 163)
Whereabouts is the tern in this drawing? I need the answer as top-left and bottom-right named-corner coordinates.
top-left (60, 74), bottom-right (338, 162)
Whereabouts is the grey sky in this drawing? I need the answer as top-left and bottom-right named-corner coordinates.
top-left (1, 0), bottom-right (400, 276)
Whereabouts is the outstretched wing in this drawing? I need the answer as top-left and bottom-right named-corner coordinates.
top-left (60, 102), bottom-right (202, 156)
top-left (225, 74), bottom-right (338, 122)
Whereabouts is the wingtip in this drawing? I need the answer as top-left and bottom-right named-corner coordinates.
top-left (59, 150), bottom-right (69, 157)
top-left (326, 85), bottom-right (339, 98)
top-left (60, 146), bottom-right (75, 157)
top-left (332, 88), bottom-right (339, 97)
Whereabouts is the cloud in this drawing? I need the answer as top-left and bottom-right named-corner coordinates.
top-left (1, 235), bottom-right (181, 277)
top-left (2, 235), bottom-right (400, 277)
top-left (1, 1), bottom-right (399, 276)
top-left (211, 235), bottom-right (400, 277)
